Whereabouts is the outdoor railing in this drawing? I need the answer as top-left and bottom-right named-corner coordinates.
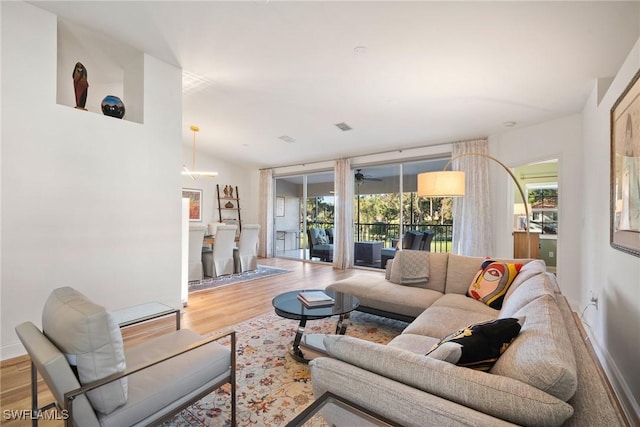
top-left (304, 222), bottom-right (453, 253)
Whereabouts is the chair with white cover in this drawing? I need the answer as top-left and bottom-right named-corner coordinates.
top-left (237, 224), bottom-right (261, 273)
top-left (188, 226), bottom-right (206, 282)
top-left (14, 286), bottom-right (236, 427)
top-left (203, 225), bottom-right (237, 278)
top-left (207, 222), bottom-right (225, 237)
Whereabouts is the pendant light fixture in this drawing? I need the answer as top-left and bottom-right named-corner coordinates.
top-left (182, 125), bottom-right (218, 179)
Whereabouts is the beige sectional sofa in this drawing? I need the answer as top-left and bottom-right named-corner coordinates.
top-left (310, 251), bottom-right (625, 427)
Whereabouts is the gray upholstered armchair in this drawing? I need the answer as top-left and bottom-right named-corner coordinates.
top-left (15, 287), bottom-right (236, 426)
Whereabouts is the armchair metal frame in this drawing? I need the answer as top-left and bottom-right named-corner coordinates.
top-left (27, 330), bottom-right (237, 427)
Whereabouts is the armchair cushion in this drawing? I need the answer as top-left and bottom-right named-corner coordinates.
top-left (308, 228), bottom-right (327, 246)
top-left (100, 330), bottom-right (231, 427)
top-left (325, 228), bottom-right (334, 244)
top-left (42, 287), bottom-right (127, 415)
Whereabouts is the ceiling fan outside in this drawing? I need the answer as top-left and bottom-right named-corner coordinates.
top-left (355, 168), bottom-right (382, 184)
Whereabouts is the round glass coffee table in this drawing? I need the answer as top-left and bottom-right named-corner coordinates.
top-left (272, 289), bottom-right (360, 363)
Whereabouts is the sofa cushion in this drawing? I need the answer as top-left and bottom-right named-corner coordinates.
top-left (492, 294), bottom-right (577, 401)
top-left (467, 259), bottom-right (523, 309)
top-left (322, 335), bottom-right (574, 426)
top-left (445, 254), bottom-right (487, 294)
top-left (403, 305), bottom-right (497, 339)
top-left (499, 273), bottom-right (555, 318)
top-left (426, 318), bottom-right (523, 371)
top-left (431, 294), bottom-right (500, 316)
top-left (42, 287), bottom-right (127, 415)
top-left (388, 333), bottom-right (440, 354)
top-left (502, 259), bottom-right (547, 302)
top-left (386, 252), bottom-right (448, 292)
top-left (425, 252), bottom-right (448, 293)
top-left (389, 250), bottom-right (430, 286)
top-left (327, 275), bottom-right (443, 318)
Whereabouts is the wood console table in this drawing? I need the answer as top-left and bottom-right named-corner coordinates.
top-left (513, 231), bottom-right (540, 258)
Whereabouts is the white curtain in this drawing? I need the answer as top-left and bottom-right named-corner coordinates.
top-left (333, 158), bottom-right (354, 269)
top-left (451, 139), bottom-right (493, 256)
top-left (258, 169), bottom-right (274, 258)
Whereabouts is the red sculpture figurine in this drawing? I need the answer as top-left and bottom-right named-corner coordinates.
top-left (72, 62), bottom-right (89, 110)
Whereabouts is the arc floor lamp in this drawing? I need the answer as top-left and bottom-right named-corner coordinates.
top-left (417, 153), bottom-right (531, 258)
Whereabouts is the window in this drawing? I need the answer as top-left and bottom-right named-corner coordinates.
top-left (527, 184), bottom-right (558, 235)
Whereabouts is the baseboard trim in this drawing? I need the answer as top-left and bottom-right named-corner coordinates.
top-left (580, 316), bottom-right (640, 427)
top-left (1, 341), bottom-right (27, 362)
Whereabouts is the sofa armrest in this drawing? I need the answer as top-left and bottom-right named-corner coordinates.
top-left (321, 335), bottom-right (574, 426)
top-left (310, 357), bottom-right (517, 427)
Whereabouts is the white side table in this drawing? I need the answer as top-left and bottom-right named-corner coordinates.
top-left (111, 302), bottom-right (181, 330)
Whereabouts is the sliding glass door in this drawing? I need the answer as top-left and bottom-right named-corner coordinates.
top-left (272, 157), bottom-right (453, 267)
top-left (352, 158), bottom-right (452, 268)
top-left (274, 171), bottom-right (335, 262)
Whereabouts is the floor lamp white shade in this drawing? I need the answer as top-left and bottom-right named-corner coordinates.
top-left (181, 197), bottom-right (189, 306)
top-left (417, 171), bottom-right (465, 197)
top-left (417, 152), bottom-right (531, 258)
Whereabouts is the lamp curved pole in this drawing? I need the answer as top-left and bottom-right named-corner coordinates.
top-left (444, 152), bottom-right (531, 258)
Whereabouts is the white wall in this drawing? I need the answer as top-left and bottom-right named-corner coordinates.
top-left (488, 38), bottom-right (640, 419)
top-left (180, 149), bottom-right (259, 229)
top-left (489, 115), bottom-right (584, 304)
top-left (582, 38), bottom-right (640, 421)
top-left (1, 2), bottom-right (183, 359)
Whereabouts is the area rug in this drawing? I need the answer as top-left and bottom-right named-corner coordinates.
top-left (163, 311), bottom-right (408, 426)
top-left (189, 265), bottom-right (292, 293)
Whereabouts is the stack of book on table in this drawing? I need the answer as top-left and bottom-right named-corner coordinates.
top-left (297, 291), bottom-right (335, 308)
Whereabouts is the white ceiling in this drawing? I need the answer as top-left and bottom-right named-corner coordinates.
top-left (32, 1), bottom-right (640, 169)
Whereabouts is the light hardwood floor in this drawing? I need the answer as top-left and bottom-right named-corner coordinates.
top-left (0, 258), bottom-right (367, 426)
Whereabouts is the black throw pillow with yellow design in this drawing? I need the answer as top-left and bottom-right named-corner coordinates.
top-left (426, 317), bottom-right (523, 371)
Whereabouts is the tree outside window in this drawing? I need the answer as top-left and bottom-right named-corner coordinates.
top-left (528, 185), bottom-right (558, 235)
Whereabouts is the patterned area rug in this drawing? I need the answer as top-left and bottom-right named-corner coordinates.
top-left (164, 311), bottom-right (408, 426)
top-left (189, 265), bottom-right (291, 293)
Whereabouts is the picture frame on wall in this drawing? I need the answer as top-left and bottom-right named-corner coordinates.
top-left (182, 188), bottom-right (202, 222)
top-left (276, 196), bottom-right (285, 217)
top-left (610, 68), bottom-right (640, 257)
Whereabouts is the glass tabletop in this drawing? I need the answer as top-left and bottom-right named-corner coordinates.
top-left (286, 392), bottom-right (401, 426)
top-left (272, 289), bottom-right (359, 320)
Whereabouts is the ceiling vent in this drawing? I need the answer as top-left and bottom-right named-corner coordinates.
top-left (335, 122), bottom-right (352, 131)
top-left (278, 135), bottom-right (296, 143)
